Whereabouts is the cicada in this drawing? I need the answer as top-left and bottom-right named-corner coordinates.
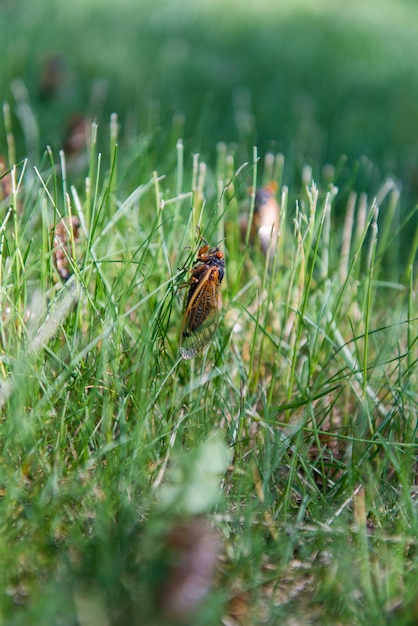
top-left (179, 242), bottom-right (225, 359)
top-left (52, 215), bottom-right (81, 282)
top-left (239, 182), bottom-right (279, 257)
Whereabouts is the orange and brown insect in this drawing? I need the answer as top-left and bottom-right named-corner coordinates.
top-left (179, 243), bottom-right (225, 360)
top-left (0, 156), bottom-right (12, 201)
top-left (52, 215), bottom-right (81, 282)
top-left (239, 182), bottom-right (279, 257)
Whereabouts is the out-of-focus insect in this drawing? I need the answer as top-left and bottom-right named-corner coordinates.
top-left (0, 156), bottom-right (12, 201)
top-left (179, 241), bottom-right (225, 360)
top-left (156, 517), bottom-right (221, 621)
top-left (239, 181), bottom-right (279, 258)
top-left (38, 53), bottom-right (67, 101)
top-left (63, 114), bottom-right (89, 158)
top-left (52, 215), bottom-right (81, 282)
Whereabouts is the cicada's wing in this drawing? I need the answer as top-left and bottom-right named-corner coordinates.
top-left (180, 266), bottom-right (220, 360)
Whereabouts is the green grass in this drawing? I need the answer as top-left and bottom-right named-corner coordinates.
top-left (0, 107), bottom-right (417, 625)
top-left (1, 1), bottom-right (418, 623)
top-left (3, 0), bottom-right (418, 226)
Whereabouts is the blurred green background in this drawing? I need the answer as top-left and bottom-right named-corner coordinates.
top-left (2, 0), bottom-right (418, 206)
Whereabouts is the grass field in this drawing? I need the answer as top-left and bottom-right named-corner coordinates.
top-left (1, 1), bottom-right (417, 625)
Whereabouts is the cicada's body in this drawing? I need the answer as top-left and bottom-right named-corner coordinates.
top-left (52, 215), bottom-right (81, 281)
top-left (180, 244), bottom-right (225, 359)
top-left (239, 182), bottom-right (279, 257)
